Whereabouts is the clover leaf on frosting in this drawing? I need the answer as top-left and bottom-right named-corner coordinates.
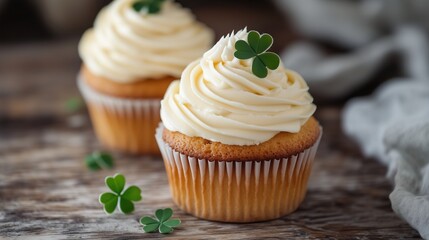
top-left (132, 0), bottom-right (166, 14)
top-left (234, 30), bottom-right (281, 78)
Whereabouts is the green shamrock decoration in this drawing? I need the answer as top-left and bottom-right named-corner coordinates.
top-left (234, 30), bottom-right (281, 78)
top-left (140, 208), bottom-right (181, 234)
top-left (132, 0), bottom-right (166, 14)
top-left (65, 96), bottom-right (84, 113)
top-left (85, 152), bottom-right (114, 171)
top-left (99, 173), bottom-right (142, 214)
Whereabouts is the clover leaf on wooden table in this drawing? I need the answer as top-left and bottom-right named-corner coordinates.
top-left (85, 151), bottom-right (114, 171)
top-left (65, 96), bottom-right (85, 113)
top-left (140, 208), bottom-right (181, 234)
top-left (99, 173), bottom-right (142, 214)
top-left (132, 0), bottom-right (166, 14)
top-left (234, 30), bottom-right (281, 78)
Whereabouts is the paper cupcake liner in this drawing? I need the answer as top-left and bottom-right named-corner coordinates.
top-left (77, 74), bottom-right (161, 154)
top-left (155, 124), bottom-right (322, 222)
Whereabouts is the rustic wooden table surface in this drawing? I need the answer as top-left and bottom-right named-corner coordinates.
top-left (0, 38), bottom-right (422, 240)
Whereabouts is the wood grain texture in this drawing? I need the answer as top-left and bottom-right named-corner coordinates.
top-left (0, 38), bottom-right (421, 240)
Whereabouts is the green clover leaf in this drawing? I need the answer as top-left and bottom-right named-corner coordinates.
top-left (259, 52), bottom-right (280, 70)
top-left (140, 208), bottom-right (181, 234)
top-left (99, 192), bottom-right (118, 214)
top-left (132, 0), bottom-right (166, 14)
top-left (99, 173), bottom-right (142, 214)
top-left (65, 96), bottom-right (84, 113)
top-left (85, 152), bottom-right (114, 171)
top-left (234, 40), bottom-right (256, 59)
top-left (234, 30), bottom-right (281, 78)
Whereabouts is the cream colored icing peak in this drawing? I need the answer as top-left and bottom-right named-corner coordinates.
top-left (161, 28), bottom-right (316, 145)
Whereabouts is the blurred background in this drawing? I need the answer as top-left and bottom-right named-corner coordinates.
top-left (2, 0), bottom-right (425, 123)
top-left (0, 0), bottom-right (294, 124)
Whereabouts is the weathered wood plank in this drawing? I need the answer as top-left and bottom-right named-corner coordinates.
top-left (0, 39), bottom-right (81, 120)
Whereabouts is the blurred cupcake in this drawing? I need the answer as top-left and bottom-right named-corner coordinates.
top-left (156, 28), bottom-right (321, 222)
top-left (78, 0), bottom-right (214, 154)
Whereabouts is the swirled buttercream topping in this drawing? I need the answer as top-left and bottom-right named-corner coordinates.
top-left (79, 0), bottom-right (214, 83)
top-left (161, 28), bottom-right (316, 145)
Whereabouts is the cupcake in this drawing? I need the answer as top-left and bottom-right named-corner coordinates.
top-left (78, 0), bottom-right (214, 154)
top-left (156, 28), bottom-right (321, 222)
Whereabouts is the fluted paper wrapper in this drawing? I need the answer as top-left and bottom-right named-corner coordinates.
top-left (155, 124), bottom-right (322, 222)
top-left (78, 75), bottom-right (161, 155)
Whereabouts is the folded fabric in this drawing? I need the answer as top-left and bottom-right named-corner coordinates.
top-left (387, 116), bottom-right (429, 239)
top-left (274, 0), bottom-right (429, 48)
top-left (274, 0), bottom-right (379, 48)
top-left (281, 27), bottom-right (429, 100)
top-left (343, 79), bottom-right (429, 239)
top-left (281, 38), bottom-right (395, 99)
top-left (274, 0), bottom-right (429, 237)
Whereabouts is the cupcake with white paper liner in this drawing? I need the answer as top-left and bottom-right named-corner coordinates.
top-left (156, 28), bottom-right (322, 222)
top-left (77, 0), bottom-right (214, 155)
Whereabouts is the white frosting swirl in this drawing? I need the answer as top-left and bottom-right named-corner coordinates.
top-left (161, 28), bottom-right (316, 146)
top-left (78, 0), bottom-right (214, 83)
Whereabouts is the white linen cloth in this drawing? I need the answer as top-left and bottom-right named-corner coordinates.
top-left (274, 0), bottom-right (429, 238)
top-left (281, 27), bottom-right (429, 99)
top-left (343, 80), bottom-right (429, 239)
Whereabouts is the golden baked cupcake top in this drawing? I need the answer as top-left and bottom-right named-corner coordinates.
top-left (78, 0), bottom-right (214, 83)
top-left (160, 28), bottom-right (316, 146)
